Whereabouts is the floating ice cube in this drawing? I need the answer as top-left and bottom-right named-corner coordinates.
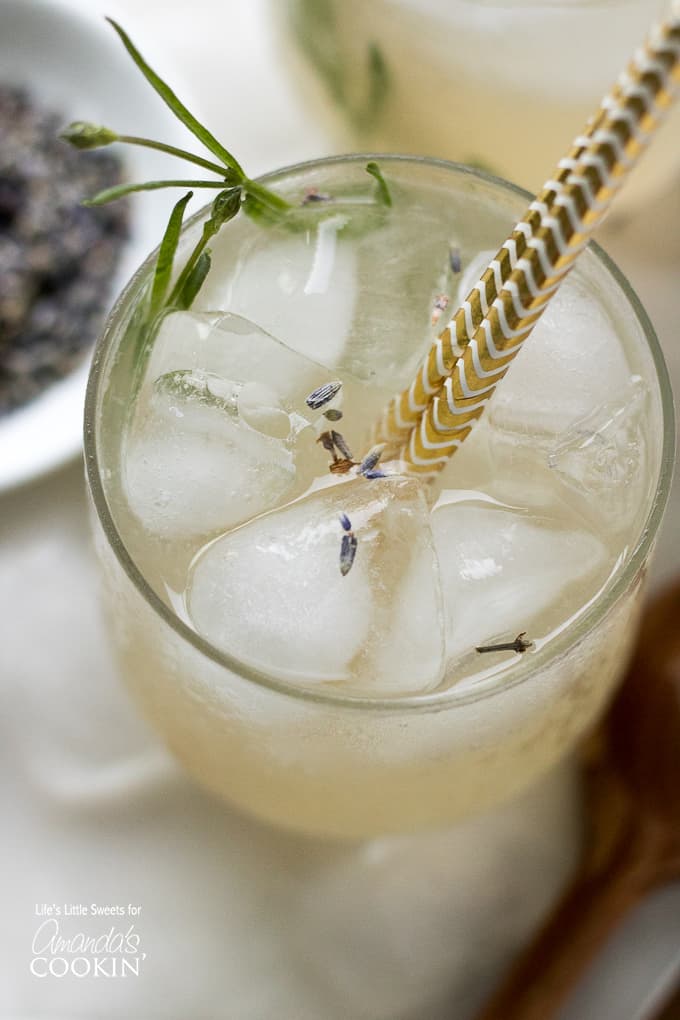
top-left (454, 419), bottom-right (565, 514)
top-left (142, 310), bottom-right (332, 407)
top-left (455, 251), bottom-right (633, 438)
top-left (431, 492), bottom-right (609, 664)
top-left (138, 308), bottom-right (389, 449)
top-left (548, 376), bottom-right (649, 532)
top-left (186, 476), bottom-right (446, 696)
top-left (204, 198), bottom-right (460, 388)
top-left (124, 369), bottom-right (299, 541)
top-left (339, 205), bottom-right (456, 387)
top-left (488, 275), bottom-right (632, 437)
top-left (122, 311), bottom-right (377, 542)
top-left (201, 216), bottom-right (357, 370)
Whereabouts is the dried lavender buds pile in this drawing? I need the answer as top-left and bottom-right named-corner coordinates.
top-left (0, 85), bottom-right (129, 415)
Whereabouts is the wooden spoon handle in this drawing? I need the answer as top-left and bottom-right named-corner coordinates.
top-left (475, 823), bottom-right (659, 1020)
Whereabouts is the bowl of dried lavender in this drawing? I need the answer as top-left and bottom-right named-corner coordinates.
top-left (0, 0), bottom-right (196, 490)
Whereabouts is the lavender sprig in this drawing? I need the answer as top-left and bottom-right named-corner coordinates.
top-left (60, 18), bottom-right (290, 320)
top-left (60, 19), bottom-right (394, 326)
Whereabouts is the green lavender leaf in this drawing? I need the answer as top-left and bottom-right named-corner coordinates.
top-left (175, 250), bottom-right (212, 310)
top-left (166, 188), bottom-right (241, 307)
top-left (64, 17), bottom-right (396, 359)
top-left (106, 18), bottom-right (245, 178)
top-left (365, 161), bottom-right (392, 206)
top-left (83, 179), bottom-right (228, 206)
top-left (149, 191), bottom-right (193, 320)
top-left (115, 136), bottom-right (234, 177)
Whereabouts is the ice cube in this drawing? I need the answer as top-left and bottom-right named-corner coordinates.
top-left (201, 215), bottom-right (357, 370)
top-left (142, 310), bottom-right (332, 407)
top-left (431, 492), bottom-right (610, 664)
top-left (204, 198), bottom-right (460, 389)
top-left (455, 250), bottom-right (633, 437)
top-left (548, 376), bottom-right (649, 532)
top-left (338, 204), bottom-right (456, 387)
top-left (124, 369), bottom-right (299, 542)
top-left (487, 274), bottom-right (631, 437)
top-left (139, 308), bottom-right (390, 448)
top-left (123, 310), bottom-right (381, 542)
top-left (186, 476), bottom-right (446, 696)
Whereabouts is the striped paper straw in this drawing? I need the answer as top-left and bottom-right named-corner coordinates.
top-left (374, 11), bottom-right (679, 472)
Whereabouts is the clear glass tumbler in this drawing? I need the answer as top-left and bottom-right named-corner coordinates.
top-left (85, 155), bottom-right (674, 839)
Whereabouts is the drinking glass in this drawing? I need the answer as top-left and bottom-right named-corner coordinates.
top-left (85, 155), bottom-right (673, 839)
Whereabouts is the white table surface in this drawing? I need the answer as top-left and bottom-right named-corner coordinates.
top-left (1, 2), bottom-right (679, 1017)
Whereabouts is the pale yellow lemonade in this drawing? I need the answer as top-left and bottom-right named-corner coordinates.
top-left (87, 157), bottom-right (672, 838)
top-left (280, 0), bottom-right (680, 211)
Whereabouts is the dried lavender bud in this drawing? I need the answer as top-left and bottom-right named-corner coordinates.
top-left (330, 429), bottom-right (353, 461)
top-left (316, 430), bottom-right (336, 456)
top-left (340, 531), bottom-right (358, 576)
top-left (328, 458), bottom-right (355, 475)
top-left (302, 187), bottom-right (332, 205)
top-left (0, 85), bottom-right (129, 415)
top-left (476, 632), bottom-right (534, 654)
top-left (362, 469), bottom-right (387, 480)
top-left (339, 512), bottom-right (352, 532)
top-left (358, 444), bottom-right (385, 476)
top-left (305, 380), bottom-right (342, 410)
top-left (449, 246), bottom-right (461, 274)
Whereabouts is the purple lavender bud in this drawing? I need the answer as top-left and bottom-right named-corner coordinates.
top-left (450, 246), bottom-right (461, 274)
top-left (358, 444), bottom-right (385, 476)
top-left (340, 532), bottom-right (358, 576)
top-left (305, 380), bottom-right (342, 410)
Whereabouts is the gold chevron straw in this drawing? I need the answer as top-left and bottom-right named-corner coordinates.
top-left (373, 10), bottom-right (680, 474)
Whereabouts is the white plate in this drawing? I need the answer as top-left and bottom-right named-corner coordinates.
top-left (0, 0), bottom-right (202, 492)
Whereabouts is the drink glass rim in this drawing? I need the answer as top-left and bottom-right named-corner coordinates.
top-left (84, 153), bottom-right (675, 713)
